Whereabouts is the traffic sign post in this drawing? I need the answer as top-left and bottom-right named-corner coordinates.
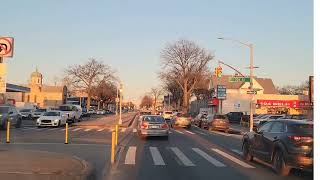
top-left (228, 77), bottom-right (250, 82)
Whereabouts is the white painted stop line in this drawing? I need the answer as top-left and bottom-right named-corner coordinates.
top-left (211, 148), bottom-right (255, 168)
top-left (192, 148), bottom-right (225, 167)
top-left (125, 146), bottom-right (137, 165)
top-left (171, 147), bottom-right (195, 166)
top-left (185, 130), bottom-right (195, 135)
top-left (174, 130), bottom-right (184, 134)
top-left (150, 147), bottom-right (165, 165)
top-left (72, 128), bottom-right (82, 132)
top-left (97, 128), bottom-right (105, 132)
top-left (84, 129), bottom-right (91, 132)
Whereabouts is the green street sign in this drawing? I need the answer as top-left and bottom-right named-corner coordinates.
top-left (228, 77), bottom-right (251, 83)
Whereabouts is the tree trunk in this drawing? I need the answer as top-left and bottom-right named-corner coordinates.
top-left (87, 91), bottom-right (91, 109)
top-left (183, 79), bottom-right (188, 113)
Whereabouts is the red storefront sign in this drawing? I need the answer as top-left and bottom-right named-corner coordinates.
top-left (257, 100), bottom-right (311, 108)
top-left (208, 98), bottom-right (219, 106)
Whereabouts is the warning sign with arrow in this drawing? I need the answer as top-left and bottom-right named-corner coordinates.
top-left (0, 37), bottom-right (14, 57)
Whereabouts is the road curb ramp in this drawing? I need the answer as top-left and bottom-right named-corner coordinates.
top-left (0, 149), bottom-right (94, 180)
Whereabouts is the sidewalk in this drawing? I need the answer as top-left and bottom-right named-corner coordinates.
top-left (0, 149), bottom-right (93, 180)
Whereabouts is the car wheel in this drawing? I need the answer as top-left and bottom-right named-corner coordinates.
top-left (15, 118), bottom-right (22, 128)
top-left (243, 142), bottom-right (253, 161)
top-left (273, 150), bottom-right (291, 176)
top-left (186, 124), bottom-right (191, 129)
top-left (57, 121), bottom-right (61, 127)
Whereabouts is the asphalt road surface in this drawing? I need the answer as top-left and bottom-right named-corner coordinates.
top-left (107, 118), bottom-right (313, 180)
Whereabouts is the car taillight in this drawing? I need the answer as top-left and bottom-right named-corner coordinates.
top-left (288, 136), bottom-right (313, 142)
top-left (141, 122), bottom-right (149, 129)
top-left (161, 123), bottom-right (168, 129)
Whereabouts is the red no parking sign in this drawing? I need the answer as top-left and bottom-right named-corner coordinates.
top-left (0, 37), bottom-right (14, 57)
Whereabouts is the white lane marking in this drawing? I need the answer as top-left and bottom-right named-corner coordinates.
top-left (211, 148), bottom-right (255, 168)
top-left (169, 131), bottom-right (172, 134)
top-left (121, 128), bottom-right (126, 132)
top-left (185, 130), bottom-right (195, 135)
top-left (231, 149), bottom-right (243, 155)
top-left (125, 146), bottom-right (137, 165)
top-left (170, 147), bottom-right (195, 166)
top-left (72, 128), bottom-right (82, 132)
top-left (195, 131), bottom-right (207, 135)
top-left (149, 147), bottom-right (165, 166)
top-left (97, 128), bottom-right (105, 132)
top-left (84, 129), bottom-right (91, 132)
top-left (132, 128), bottom-right (137, 133)
top-left (192, 148), bottom-right (226, 167)
top-left (173, 130), bottom-right (184, 134)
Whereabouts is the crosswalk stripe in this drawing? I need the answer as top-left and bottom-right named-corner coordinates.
top-left (132, 128), bottom-right (137, 133)
top-left (121, 128), bottom-right (126, 132)
top-left (97, 128), bottom-right (105, 132)
top-left (170, 147), bottom-right (195, 166)
top-left (192, 148), bottom-right (225, 167)
top-left (72, 128), bottom-right (82, 132)
top-left (185, 130), bottom-right (195, 135)
top-left (231, 149), bottom-right (243, 155)
top-left (84, 129), bottom-right (91, 132)
top-left (150, 147), bottom-right (165, 166)
top-left (211, 148), bottom-right (255, 168)
top-left (174, 130), bottom-right (184, 134)
top-left (125, 146), bottom-right (136, 165)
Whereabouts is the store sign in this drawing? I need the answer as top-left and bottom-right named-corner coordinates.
top-left (217, 85), bottom-right (226, 99)
top-left (257, 100), bottom-right (311, 108)
top-left (208, 98), bottom-right (219, 106)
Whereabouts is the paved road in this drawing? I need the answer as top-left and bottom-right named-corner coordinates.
top-left (107, 119), bottom-right (313, 180)
top-left (0, 112), bottom-right (137, 180)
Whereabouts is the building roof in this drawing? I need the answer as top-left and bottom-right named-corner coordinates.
top-left (6, 83), bottom-right (30, 92)
top-left (211, 75), bottom-right (278, 94)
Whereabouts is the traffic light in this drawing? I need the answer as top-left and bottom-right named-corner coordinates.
top-left (215, 66), bottom-right (222, 78)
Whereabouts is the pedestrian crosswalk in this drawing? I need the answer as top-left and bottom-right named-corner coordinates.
top-left (123, 146), bottom-right (255, 169)
top-left (15, 127), bottom-right (127, 134)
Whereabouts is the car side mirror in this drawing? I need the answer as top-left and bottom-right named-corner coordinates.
top-left (253, 127), bottom-right (258, 132)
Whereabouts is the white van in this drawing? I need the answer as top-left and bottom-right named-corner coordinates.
top-left (58, 104), bottom-right (82, 123)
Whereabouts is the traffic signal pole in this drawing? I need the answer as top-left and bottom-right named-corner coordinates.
top-left (249, 44), bottom-right (254, 132)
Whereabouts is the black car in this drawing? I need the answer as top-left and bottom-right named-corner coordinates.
top-left (242, 119), bottom-right (313, 176)
top-left (226, 112), bottom-right (243, 123)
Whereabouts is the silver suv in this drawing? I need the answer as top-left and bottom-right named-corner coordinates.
top-left (0, 105), bottom-right (22, 129)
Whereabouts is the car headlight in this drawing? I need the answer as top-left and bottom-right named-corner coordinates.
top-left (54, 119), bottom-right (60, 122)
top-left (36, 119), bottom-right (40, 123)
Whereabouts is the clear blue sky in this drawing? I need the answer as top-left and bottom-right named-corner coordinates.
top-left (1, 0), bottom-right (313, 104)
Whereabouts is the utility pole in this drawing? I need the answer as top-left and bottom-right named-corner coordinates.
top-left (119, 83), bottom-right (123, 125)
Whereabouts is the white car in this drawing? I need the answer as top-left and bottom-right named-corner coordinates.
top-left (58, 104), bottom-right (82, 123)
top-left (36, 111), bottom-right (68, 127)
top-left (32, 108), bottom-right (48, 119)
top-left (253, 114), bottom-right (286, 127)
top-left (96, 110), bottom-right (106, 115)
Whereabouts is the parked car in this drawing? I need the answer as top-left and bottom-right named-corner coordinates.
top-left (208, 114), bottom-right (229, 132)
top-left (58, 104), bottom-right (82, 123)
top-left (278, 114), bottom-right (308, 121)
top-left (193, 112), bottom-right (208, 127)
top-left (140, 111), bottom-right (152, 115)
top-left (226, 112), bottom-right (244, 124)
top-left (257, 114), bottom-right (286, 126)
top-left (81, 108), bottom-right (90, 117)
top-left (19, 108), bottom-right (35, 119)
top-left (96, 109), bottom-right (106, 115)
top-left (162, 111), bottom-right (173, 120)
top-left (242, 120), bottom-right (313, 176)
top-left (36, 111), bottom-right (68, 127)
top-left (87, 109), bottom-right (96, 115)
top-left (32, 108), bottom-right (48, 119)
top-left (171, 113), bottom-right (192, 129)
top-left (137, 115), bottom-right (169, 139)
top-left (0, 105), bottom-right (22, 129)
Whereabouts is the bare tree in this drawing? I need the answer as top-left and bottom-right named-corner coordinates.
top-left (160, 39), bottom-right (213, 112)
top-left (150, 88), bottom-right (163, 114)
top-left (91, 80), bottom-right (117, 109)
top-left (140, 95), bottom-right (153, 109)
top-left (65, 58), bottom-right (115, 109)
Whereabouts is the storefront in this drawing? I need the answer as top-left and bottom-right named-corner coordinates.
top-left (256, 99), bottom-right (311, 115)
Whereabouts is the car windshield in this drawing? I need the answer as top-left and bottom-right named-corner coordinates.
top-left (44, 112), bottom-right (60, 116)
top-left (19, 109), bottom-right (32, 112)
top-left (289, 123), bottom-right (313, 134)
top-left (143, 116), bottom-right (165, 123)
top-left (0, 107), bottom-right (9, 113)
top-left (59, 106), bottom-right (72, 111)
top-left (35, 109), bottom-right (46, 112)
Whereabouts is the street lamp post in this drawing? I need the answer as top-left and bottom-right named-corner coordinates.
top-left (218, 37), bottom-right (256, 132)
top-left (119, 83), bottom-right (123, 125)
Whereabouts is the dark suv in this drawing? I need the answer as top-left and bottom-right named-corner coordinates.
top-left (242, 120), bottom-right (313, 176)
top-left (226, 112), bottom-right (243, 123)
